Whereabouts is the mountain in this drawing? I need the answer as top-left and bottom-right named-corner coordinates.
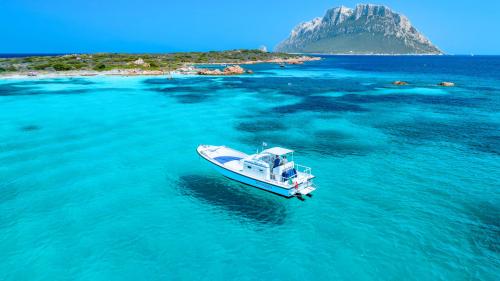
top-left (275, 4), bottom-right (442, 54)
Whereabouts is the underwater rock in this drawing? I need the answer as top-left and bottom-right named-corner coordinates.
top-left (20, 125), bottom-right (40, 131)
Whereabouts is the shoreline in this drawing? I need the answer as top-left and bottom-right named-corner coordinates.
top-left (0, 56), bottom-right (320, 79)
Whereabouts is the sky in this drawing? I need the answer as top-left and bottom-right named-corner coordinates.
top-left (0, 0), bottom-right (499, 54)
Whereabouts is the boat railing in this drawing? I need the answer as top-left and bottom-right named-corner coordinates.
top-left (281, 163), bottom-right (312, 184)
top-left (294, 164), bottom-right (312, 176)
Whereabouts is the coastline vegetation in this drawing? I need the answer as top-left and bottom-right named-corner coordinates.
top-left (0, 50), bottom-right (302, 73)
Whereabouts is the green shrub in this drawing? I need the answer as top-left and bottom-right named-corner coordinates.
top-left (33, 63), bottom-right (50, 70)
top-left (71, 63), bottom-right (86, 70)
top-left (53, 63), bottom-right (72, 71)
top-left (93, 64), bottom-right (106, 71)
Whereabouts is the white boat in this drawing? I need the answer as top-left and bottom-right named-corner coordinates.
top-left (197, 145), bottom-right (316, 198)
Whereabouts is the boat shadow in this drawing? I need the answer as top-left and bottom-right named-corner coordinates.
top-left (176, 174), bottom-right (288, 226)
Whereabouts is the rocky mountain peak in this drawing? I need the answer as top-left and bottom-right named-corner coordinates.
top-left (276, 4), bottom-right (442, 54)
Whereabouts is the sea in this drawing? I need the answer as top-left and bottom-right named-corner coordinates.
top-left (0, 55), bottom-right (499, 280)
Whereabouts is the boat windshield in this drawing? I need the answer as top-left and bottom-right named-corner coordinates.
top-left (255, 153), bottom-right (272, 163)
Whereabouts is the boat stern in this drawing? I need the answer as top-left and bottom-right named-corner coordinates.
top-left (291, 173), bottom-right (316, 198)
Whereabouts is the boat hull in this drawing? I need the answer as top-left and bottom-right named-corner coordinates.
top-left (210, 162), bottom-right (295, 198)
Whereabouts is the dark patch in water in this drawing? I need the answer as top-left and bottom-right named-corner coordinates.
top-left (336, 93), bottom-right (489, 108)
top-left (218, 76), bottom-right (377, 97)
top-left (149, 86), bottom-right (215, 103)
top-left (6, 78), bottom-right (95, 86)
top-left (459, 85), bottom-right (499, 93)
top-left (20, 125), bottom-right (40, 132)
top-left (272, 96), bottom-right (368, 114)
top-left (150, 86), bottom-right (214, 94)
top-left (0, 84), bottom-right (122, 96)
top-left (236, 120), bottom-right (287, 133)
top-left (379, 119), bottom-right (500, 155)
top-left (144, 77), bottom-right (221, 87)
top-left (234, 104), bottom-right (374, 157)
top-left (314, 129), bottom-right (354, 140)
top-left (176, 174), bottom-right (287, 225)
top-left (174, 93), bottom-right (211, 104)
top-left (239, 129), bottom-right (375, 157)
top-left (146, 76), bottom-right (377, 99)
top-left (464, 201), bottom-right (500, 254)
top-left (0, 84), bottom-right (37, 96)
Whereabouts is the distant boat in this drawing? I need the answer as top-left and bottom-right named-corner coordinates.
top-left (279, 63), bottom-right (285, 68)
top-left (197, 144), bottom-right (316, 198)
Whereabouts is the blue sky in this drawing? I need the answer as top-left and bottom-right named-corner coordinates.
top-left (1, 0), bottom-right (498, 54)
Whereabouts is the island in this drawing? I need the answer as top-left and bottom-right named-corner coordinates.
top-left (0, 50), bottom-right (319, 78)
top-left (275, 4), bottom-right (442, 55)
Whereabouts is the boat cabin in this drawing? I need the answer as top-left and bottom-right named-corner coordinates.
top-left (242, 147), bottom-right (296, 183)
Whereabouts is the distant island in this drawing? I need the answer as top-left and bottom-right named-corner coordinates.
top-left (0, 50), bottom-right (319, 78)
top-left (275, 4), bottom-right (442, 55)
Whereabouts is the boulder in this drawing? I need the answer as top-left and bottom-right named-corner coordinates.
top-left (133, 58), bottom-right (145, 65)
top-left (439, 82), bottom-right (455, 87)
top-left (223, 65), bottom-right (244, 74)
top-left (393, 81), bottom-right (409, 86)
top-left (197, 65), bottom-right (245, 75)
top-left (197, 69), bottom-right (223, 75)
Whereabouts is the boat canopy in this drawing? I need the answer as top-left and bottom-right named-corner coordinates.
top-left (262, 147), bottom-right (294, 156)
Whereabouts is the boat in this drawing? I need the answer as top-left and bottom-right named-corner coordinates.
top-left (197, 144), bottom-right (316, 198)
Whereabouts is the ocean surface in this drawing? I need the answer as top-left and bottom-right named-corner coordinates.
top-left (0, 56), bottom-right (499, 280)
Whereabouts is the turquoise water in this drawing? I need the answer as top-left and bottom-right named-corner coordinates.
top-left (1, 56), bottom-right (499, 280)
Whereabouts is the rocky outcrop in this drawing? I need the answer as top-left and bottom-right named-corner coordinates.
top-left (224, 65), bottom-right (245, 74)
top-left (198, 65), bottom-right (246, 75)
top-left (439, 82), bottom-right (455, 87)
top-left (393, 81), bottom-right (409, 86)
top-left (276, 4), bottom-right (442, 54)
top-left (133, 58), bottom-right (145, 65)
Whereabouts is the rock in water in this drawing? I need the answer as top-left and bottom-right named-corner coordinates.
top-left (439, 82), bottom-right (455, 87)
top-left (275, 4), bottom-right (442, 54)
top-left (223, 65), bottom-right (245, 74)
top-left (197, 65), bottom-right (245, 75)
top-left (393, 81), bottom-right (409, 86)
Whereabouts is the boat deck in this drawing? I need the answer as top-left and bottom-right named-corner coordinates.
top-left (199, 145), bottom-right (248, 168)
top-left (298, 185), bottom-right (316, 195)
